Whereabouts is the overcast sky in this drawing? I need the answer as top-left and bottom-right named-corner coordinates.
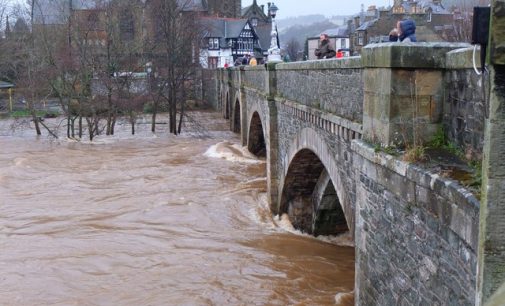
top-left (242, 0), bottom-right (393, 18)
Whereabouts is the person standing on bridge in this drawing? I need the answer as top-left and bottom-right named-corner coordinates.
top-left (398, 19), bottom-right (417, 42)
top-left (314, 33), bottom-right (336, 59)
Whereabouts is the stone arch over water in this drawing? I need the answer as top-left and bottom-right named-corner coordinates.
top-left (224, 92), bottom-right (230, 119)
top-left (247, 111), bottom-right (266, 157)
top-left (278, 127), bottom-right (353, 237)
top-left (233, 98), bottom-right (241, 133)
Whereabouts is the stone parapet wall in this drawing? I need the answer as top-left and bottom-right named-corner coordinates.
top-left (242, 66), bottom-right (267, 92)
top-left (444, 47), bottom-right (486, 160)
top-left (353, 139), bottom-right (479, 305)
top-left (275, 58), bottom-right (364, 123)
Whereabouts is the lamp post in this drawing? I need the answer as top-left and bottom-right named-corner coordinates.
top-left (267, 3), bottom-right (282, 63)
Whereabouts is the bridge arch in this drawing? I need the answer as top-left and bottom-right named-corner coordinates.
top-left (247, 111), bottom-right (266, 157)
top-left (232, 98), bottom-right (241, 133)
top-left (278, 127), bottom-right (353, 237)
top-left (224, 92), bottom-right (230, 119)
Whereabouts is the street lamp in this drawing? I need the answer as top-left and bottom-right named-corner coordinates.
top-left (267, 3), bottom-right (282, 63)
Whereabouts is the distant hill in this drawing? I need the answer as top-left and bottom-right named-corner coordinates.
top-left (278, 20), bottom-right (338, 49)
top-left (277, 15), bottom-right (327, 32)
top-left (442, 0), bottom-right (490, 8)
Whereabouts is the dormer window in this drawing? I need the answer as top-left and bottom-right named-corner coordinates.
top-left (120, 9), bottom-right (134, 41)
top-left (208, 38), bottom-right (219, 50)
top-left (251, 18), bottom-right (258, 27)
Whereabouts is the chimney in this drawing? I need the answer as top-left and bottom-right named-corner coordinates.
top-left (261, 5), bottom-right (265, 14)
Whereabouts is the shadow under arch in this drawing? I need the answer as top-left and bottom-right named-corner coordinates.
top-left (224, 92), bottom-right (230, 119)
top-left (233, 98), bottom-right (241, 133)
top-left (248, 112), bottom-right (266, 157)
top-left (278, 128), bottom-right (353, 237)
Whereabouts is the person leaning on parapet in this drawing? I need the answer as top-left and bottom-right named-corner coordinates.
top-left (249, 54), bottom-right (257, 66)
top-left (242, 54), bottom-right (250, 65)
top-left (389, 28), bottom-right (399, 42)
top-left (314, 33), bottom-right (336, 59)
top-left (398, 19), bottom-right (417, 42)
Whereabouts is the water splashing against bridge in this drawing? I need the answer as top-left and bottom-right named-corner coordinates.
top-left (0, 112), bottom-right (354, 305)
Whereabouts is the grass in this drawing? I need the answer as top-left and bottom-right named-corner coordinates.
top-left (404, 145), bottom-right (427, 163)
top-left (10, 110), bottom-right (60, 118)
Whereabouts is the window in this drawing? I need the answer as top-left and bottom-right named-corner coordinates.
top-left (358, 32), bottom-right (364, 46)
top-left (120, 9), bottom-right (135, 41)
top-left (208, 38), bottom-right (219, 50)
top-left (340, 38), bottom-right (346, 49)
top-left (87, 12), bottom-right (99, 30)
top-left (208, 57), bottom-right (218, 69)
top-left (251, 18), bottom-right (258, 27)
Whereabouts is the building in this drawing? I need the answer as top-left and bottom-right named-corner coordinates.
top-left (201, 18), bottom-right (259, 68)
top-left (350, 0), bottom-right (455, 55)
top-left (0, 81), bottom-right (14, 112)
top-left (241, 0), bottom-right (272, 59)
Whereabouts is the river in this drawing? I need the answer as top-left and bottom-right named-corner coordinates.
top-left (0, 112), bottom-right (354, 305)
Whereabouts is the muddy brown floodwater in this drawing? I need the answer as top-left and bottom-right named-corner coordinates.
top-left (0, 112), bottom-right (355, 305)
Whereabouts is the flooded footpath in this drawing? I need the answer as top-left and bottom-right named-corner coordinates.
top-left (0, 112), bottom-right (354, 305)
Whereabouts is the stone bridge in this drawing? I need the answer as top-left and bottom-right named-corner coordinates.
top-left (214, 43), bottom-right (496, 305)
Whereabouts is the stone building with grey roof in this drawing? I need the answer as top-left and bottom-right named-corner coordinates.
top-left (351, 0), bottom-right (455, 54)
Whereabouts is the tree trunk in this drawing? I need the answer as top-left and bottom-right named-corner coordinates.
top-left (71, 117), bottom-right (75, 138)
top-left (67, 115), bottom-right (71, 138)
top-left (32, 112), bottom-right (41, 135)
top-left (111, 114), bottom-right (116, 135)
top-left (78, 115), bottom-right (83, 138)
top-left (106, 92), bottom-right (113, 135)
top-left (177, 91), bottom-right (185, 134)
top-left (151, 100), bottom-right (158, 133)
top-left (28, 101), bottom-right (41, 136)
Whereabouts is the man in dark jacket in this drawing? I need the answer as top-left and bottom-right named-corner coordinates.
top-left (399, 19), bottom-right (417, 42)
top-left (314, 33), bottom-right (336, 59)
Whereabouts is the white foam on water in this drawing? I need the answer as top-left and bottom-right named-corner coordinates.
top-left (204, 141), bottom-right (263, 164)
top-left (13, 157), bottom-right (28, 167)
top-left (270, 213), bottom-right (355, 248)
top-left (334, 291), bottom-right (354, 306)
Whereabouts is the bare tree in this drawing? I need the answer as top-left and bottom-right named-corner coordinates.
top-left (148, 0), bottom-right (204, 135)
top-left (284, 37), bottom-right (301, 62)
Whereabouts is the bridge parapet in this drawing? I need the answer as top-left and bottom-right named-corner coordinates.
top-left (275, 57), bottom-right (363, 123)
top-left (242, 66), bottom-right (268, 93)
top-left (362, 42), bottom-right (471, 147)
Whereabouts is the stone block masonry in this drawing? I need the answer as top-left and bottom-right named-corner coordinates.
top-left (215, 42), bottom-right (494, 306)
top-left (353, 140), bottom-right (479, 305)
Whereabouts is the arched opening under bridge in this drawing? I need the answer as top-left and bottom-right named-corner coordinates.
top-left (248, 112), bottom-right (266, 157)
top-left (280, 149), bottom-right (349, 236)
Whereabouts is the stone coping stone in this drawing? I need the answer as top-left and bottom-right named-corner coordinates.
top-left (275, 57), bottom-right (363, 70)
top-left (362, 42), bottom-right (471, 69)
top-left (242, 65), bottom-right (267, 72)
top-left (446, 46), bottom-right (482, 69)
top-left (352, 139), bottom-right (480, 210)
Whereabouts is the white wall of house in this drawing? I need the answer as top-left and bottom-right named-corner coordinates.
top-left (308, 37), bottom-right (351, 60)
top-left (200, 48), bottom-right (234, 68)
